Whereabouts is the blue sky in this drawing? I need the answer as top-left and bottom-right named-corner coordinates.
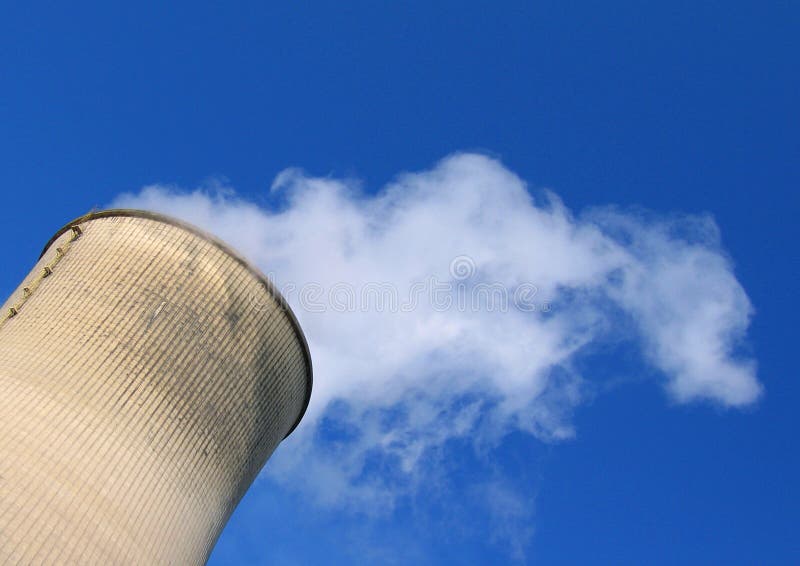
top-left (1, 2), bottom-right (797, 564)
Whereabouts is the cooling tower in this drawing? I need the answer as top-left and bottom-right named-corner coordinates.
top-left (0, 210), bottom-right (312, 564)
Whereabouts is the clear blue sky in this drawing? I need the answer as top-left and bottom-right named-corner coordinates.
top-left (1, 2), bottom-right (797, 564)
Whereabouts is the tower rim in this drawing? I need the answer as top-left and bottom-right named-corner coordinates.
top-left (40, 208), bottom-right (313, 439)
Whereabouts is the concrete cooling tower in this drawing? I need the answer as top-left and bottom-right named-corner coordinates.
top-left (0, 210), bottom-right (312, 564)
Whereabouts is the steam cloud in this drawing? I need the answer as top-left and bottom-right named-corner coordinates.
top-left (113, 153), bottom-right (760, 520)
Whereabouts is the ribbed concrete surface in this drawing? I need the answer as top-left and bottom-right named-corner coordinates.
top-left (0, 211), bottom-right (312, 565)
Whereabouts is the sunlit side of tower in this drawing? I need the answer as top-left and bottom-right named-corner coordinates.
top-left (0, 210), bottom-right (312, 564)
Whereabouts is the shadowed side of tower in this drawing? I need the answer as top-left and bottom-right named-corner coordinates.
top-left (0, 210), bottom-right (312, 564)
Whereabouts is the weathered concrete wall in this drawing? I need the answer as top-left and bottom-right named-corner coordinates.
top-left (0, 211), bottom-right (311, 564)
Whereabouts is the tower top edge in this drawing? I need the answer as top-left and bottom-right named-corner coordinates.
top-left (40, 208), bottom-right (313, 439)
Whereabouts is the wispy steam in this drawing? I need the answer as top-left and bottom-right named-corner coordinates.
top-left (113, 153), bottom-right (759, 554)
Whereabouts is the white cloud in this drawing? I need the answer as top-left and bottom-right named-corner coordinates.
top-left (112, 153), bottom-right (760, 518)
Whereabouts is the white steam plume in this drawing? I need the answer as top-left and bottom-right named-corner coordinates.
top-left (112, 153), bottom-right (760, 513)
